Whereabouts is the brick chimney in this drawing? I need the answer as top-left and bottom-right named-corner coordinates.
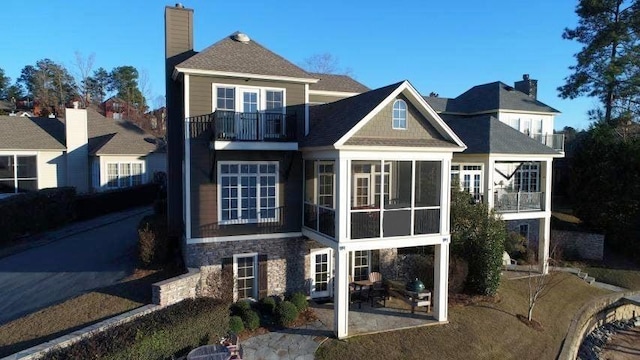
top-left (514, 74), bottom-right (538, 100)
top-left (65, 105), bottom-right (89, 193)
top-left (165, 4), bottom-right (194, 240)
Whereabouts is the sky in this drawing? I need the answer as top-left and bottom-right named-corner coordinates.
top-left (1, 0), bottom-right (599, 130)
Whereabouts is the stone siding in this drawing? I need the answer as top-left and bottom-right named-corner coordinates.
top-left (185, 237), bottom-right (325, 297)
top-left (551, 230), bottom-right (604, 261)
top-left (152, 268), bottom-right (201, 306)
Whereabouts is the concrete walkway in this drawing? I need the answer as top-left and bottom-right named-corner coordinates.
top-left (241, 320), bottom-right (331, 360)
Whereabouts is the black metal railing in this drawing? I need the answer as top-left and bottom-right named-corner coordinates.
top-left (493, 191), bottom-right (544, 213)
top-left (304, 204), bottom-right (336, 238)
top-left (214, 110), bottom-right (297, 142)
top-left (198, 206), bottom-right (294, 237)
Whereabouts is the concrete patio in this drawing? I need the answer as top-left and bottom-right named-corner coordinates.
top-left (311, 296), bottom-right (444, 337)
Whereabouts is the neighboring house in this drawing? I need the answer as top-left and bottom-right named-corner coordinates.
top-left (165, 5), bottom-right (465, 339)
top-left (424, 78), bottom-right (565, 271)
top-left (0, 104), bottom-right (166, 196)
top-left (102, 96), bottom-right (129, 120)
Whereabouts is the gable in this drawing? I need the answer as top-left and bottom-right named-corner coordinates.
top-left (345, 92), bottom-right (450, 147)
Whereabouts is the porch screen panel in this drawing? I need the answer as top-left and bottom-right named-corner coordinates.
top-left (383, 161), bottom-right (412, 237)
top-left (304, 160), bottom-right (317, 229)
top-left (414, 161), bottom-right (441, 235)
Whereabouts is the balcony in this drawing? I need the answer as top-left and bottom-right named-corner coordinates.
top-left (187, 111), bottom-right (297, 142)
top-left (493, 191), bottom-right (544, 213)
top-left (533, 133), bottom-right (564, 152)
top-left (197, 206), bottom-right (299, 238)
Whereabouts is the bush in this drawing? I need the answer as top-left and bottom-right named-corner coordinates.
top-left (0, 187), bottom-right (76, 244)
top-left (230, 301), bottom-right (251, 317)
top-left (229, 316), bottom-right (244, 334)
top-left (42, 298), bottom-right (229, 360)
top-left (275, 301), bottom-right (299, 327)
top-left (289, 292), bottom-right (308, 312)
top-left (242, 309), bottom-right (260, 331)
top-left (137, 214), bottom-right (170, 268)
top-left (75, 183), bottom-right (159, 221)
top-left (448, 255), bottom-right (469, 294)
top-left (505, 232), bottom-right (527, 257)
top-left (258, 296), bottom-right (277, 315)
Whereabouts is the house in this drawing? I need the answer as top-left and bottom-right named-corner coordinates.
top-left (102, 96), bottom-right (128, 120)
top-left (424, 77), bottom-right (565, 272)
top-left (0, 104), bottom-right (166, 197)
top-left (165, 5), bottom-right (468, 339)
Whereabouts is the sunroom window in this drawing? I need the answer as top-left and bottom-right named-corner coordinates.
top-left (304, 160), bottom-right (335, 238)
top-left (219, 162), bottom-right (278, 224)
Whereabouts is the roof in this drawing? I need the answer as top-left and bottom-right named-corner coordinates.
top-left (177, 32), bottom-right (316, 80)
top-left (443, 115), bottom-right (559, 155)
top-left (0, 116), bottom-right (66, 150)
top-left (303, 82), bottom-right (403, 147)
top-left (0, 100), bottom-right (14, 111)
top-left (424, 82), bottom-right (560, 114)
top-left (0, 110), bottom-right (159, 155)
top-left (308, 72), bottom-right (369, 93)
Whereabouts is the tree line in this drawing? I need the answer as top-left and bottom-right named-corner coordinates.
top-left (0, 53), bottom-right (159, 117)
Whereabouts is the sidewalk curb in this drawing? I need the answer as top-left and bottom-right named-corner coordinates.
top-left (0, 207), bottom-right (152, 260)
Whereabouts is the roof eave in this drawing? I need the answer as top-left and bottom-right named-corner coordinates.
top-left (174, 67), bottom-right (320, 84)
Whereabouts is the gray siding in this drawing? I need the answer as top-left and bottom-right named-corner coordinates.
top-left (165, 7), bottom-right (193, 59)
top-left (350, 92), bottom-right (444, 142)
top-left (309, 93), bottom-right (351, 104)
top-left (188, 147), bottom-right (303, 238)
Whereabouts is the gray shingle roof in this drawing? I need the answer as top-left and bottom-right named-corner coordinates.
top-left (449, 82), bottom-right (560, 114)
top-left (303, 82), bottom-right (403, 147)
top-left (177, 32), bottom-right (316, 80)
top-left (443, 114), bottom-right (559, 155)
top-left (308, 72), bottom-right (369, 93)
top-left (0, 116), bottom-right (65, 150)
top-left (0, 110), bottom-right (159, 155)
top-left (423, 96), bottom-right (457, 113)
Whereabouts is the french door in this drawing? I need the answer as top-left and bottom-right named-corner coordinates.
top-left (310, 248), bottom-right (333, 298)
top-left (238, 89), bottom-right (259, 140)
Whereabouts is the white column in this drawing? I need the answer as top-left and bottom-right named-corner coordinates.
top-left (434, 241), bottom-right (449, 321)
top-left (538, 217), bottom-right (550, 274)
top-left (336, 157), bottom-right (349, 240)
top-left (334, 248), bottom-right (349, 338)
top-left (486, 157), bottom-right (494, 209)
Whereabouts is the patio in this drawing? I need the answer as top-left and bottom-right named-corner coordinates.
top-left (311, 296), bottom-right (442, 337)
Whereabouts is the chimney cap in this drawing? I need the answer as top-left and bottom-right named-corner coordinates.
top-left (522, 74), bottom-right (530, 81)
top-left (175, 3), bottom-right (184, 8)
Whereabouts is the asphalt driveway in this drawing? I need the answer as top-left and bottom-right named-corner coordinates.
top-left (0, 207), bottom-right (151, 325)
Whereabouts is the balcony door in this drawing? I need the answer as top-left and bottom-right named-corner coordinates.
top-left (310, 248), bottom-right (333, 298)
top-left (239, 89), bottom-right (259, 140)
top-left (353, 174), bottom-right (373, 208)
top-left (461, 166), bottom-right (482, 202)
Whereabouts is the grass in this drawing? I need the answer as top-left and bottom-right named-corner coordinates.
top-left (316, 273), bottom-right (609, 360)
top-left (584, 267), bottom-right (640, 290)
top-left (0, 267), bottom-right (181, 358)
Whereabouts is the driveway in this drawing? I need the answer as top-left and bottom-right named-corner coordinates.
top-left (0, 208), bottom-right (151, 325)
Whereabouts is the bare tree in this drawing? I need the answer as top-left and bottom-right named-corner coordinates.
top-left (74, 52), bottom-right (95, 105)
top-left (527, 247), bottom-right (563, 322)
top-left (138, 69), bottom-right (152, 112)
top-left (300, 52), bottom-right (353, 76)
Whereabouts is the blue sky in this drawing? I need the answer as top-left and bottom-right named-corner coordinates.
top-left (1, 0), bottom-right (598, 130)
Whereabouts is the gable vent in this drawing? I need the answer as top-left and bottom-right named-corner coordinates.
top-left (232, 33), bottom-right (251, 43)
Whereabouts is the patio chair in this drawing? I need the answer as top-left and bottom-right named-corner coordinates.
top-left (349, 275), bottom-right (362, 309)
top-left (367, 272), bottom-right (388, 306)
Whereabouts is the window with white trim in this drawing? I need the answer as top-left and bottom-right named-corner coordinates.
top-left (265, 90), bottom-right (283, 112)
top-left (219, 162), bottom-right (278, 224)
top-left (216, 87), bottom-right (235, 111)
top-left (0, 155), bottom-right (37, 193)
top-left (392, 99), bottom-right (407, 129)
top-left (515, 163), bottom-right (539, 192)
top-left (350, 250), bottom-right (370, 281)
top-left (106, 162), bottom-right (144, 188)
top-left (234, 254), bottom-right (257, 300)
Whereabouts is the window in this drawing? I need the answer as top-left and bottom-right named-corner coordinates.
top-left (519, 224), bottom-right (529, 241)
top-left (0, 155), bottom-right (37, 193)
top-left (318, 162), bottom-right (334, 207)
top-left (350, 251), bottom-right (370, 281)
top-left (219, 162), bottom-right (278, 224)
top-left (392, 99), bottom-right (407, 129)
top-left (515, 163), bottom-right (539, 192)
top-left (106, 162), bottom-right (144, 188)
top-left (234, 254), bottom-right (257, 300)
top-left (265, 90), bottom-right (283, 112)
top-left (216, 87), bottom-right (235, 111)
top-left (304, 160), bottom-right (336, 238)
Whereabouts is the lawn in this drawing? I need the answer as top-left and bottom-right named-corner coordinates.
top-left (316, 273), bottom-right (609, 360)
top-left (584, 267), bottom-right (640, 290)
top-left (0, 268), bottom-right (180, 358)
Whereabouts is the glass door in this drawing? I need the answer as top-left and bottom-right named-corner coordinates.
top-left (310, 248), bottom-right (333, 298)
top-left (239, 89), bottom-right (259, 140)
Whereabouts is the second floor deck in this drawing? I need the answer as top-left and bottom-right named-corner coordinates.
top-left (187, 110), bottom-right (297, 143)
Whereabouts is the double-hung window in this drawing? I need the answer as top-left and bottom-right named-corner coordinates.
top-left (216, 87), bottom-right (235, 111)
top-left (234, 254), bottom-right (257, 300)
top-left (265, 90), bottom-right (283, 112)
top-left (106, 162), bottom-right (144, 189)
top-left (0, 155), bottom-right (37, 193)
top-left (219, 162), bottom-right (278, 224)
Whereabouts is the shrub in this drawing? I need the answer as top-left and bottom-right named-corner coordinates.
top-left (137, 214), bottom-right (170, 268)
top-left (275, 301), bottom-right (299, 327)
top-left (289, 292), bottom-right (308, 312)
top-left (0, 187), bottom-right (75, 244)
top-left (505, 231), bottom-right (527, 257)
top-left (230, 301), bottom-right (251, 317)
top-left (42, 298), bottom-right (228, 360)
top-left (448, 255), bottom-right (468, 294)
top-left (258, 296), bottom-right (277, 315)
top-left (242, 309), bottom-right (260, 331)
top-left (229, 316), bottom-right (244, 334)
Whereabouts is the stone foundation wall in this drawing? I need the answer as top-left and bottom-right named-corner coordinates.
top-left (152, 268), bottom-right (201, 306)
top-left (551, 230), bottom-right (604, 261)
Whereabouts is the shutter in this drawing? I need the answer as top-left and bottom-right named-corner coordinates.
top-left (371, 250), bottom-right (380, 273)
top-left (258, 254), bottom-right (268, 300)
